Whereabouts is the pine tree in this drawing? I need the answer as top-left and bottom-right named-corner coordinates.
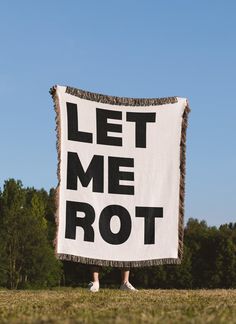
top-left (0, 179), bottom-right (62, 289)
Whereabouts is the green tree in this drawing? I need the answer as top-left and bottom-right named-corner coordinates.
top-left (217, 225), bottom-right (236, 288)
top-left (184, 218), bottom-right (236, 288)
top-left (0, 179), bottom-right (62, 289)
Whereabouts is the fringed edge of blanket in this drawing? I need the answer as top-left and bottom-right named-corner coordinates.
top-left (178, 101), bottom-right (190, 261)
top-left (66, 86), bottom-right (178, 106)
top-left (57, 253), bottom-right (182, 267)
top-left (50, 85), bottom-right (190, 268)
top-left (49, 85), bottom-right (61, 258)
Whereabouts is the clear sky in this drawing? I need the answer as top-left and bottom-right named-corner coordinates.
top-left (0, 1), bottom-right (235, 227)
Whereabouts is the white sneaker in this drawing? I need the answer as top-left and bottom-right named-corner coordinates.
top-left (88, 281), bottom-right (99, 292)
top-left (120, 281), bottom-right (138, 291)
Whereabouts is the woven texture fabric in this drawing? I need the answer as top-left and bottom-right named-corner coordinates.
top-left (50, 85), bottom-right (190, 267)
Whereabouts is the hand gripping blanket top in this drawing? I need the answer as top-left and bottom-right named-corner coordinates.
top-left (50, 85), bottom-right (190, 267)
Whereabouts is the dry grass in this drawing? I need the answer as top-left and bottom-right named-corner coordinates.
top-left (0, 288), bottom-right (236, 323)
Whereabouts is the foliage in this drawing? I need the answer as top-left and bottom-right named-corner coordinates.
top-left (0, 178), bottom-right (235, 289)
top-left (0, 179), bottom-right (61, 289)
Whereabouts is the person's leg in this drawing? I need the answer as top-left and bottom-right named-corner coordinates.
top-left (91, 266), bottom-right (100, 282)
top-left (120, 268), bottom-right (137, 291)
top-left (88, 266), bottom-right (100, 292)
top-left (121, 268), bottom-right (130, 284)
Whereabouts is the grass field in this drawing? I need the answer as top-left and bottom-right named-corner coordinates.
top-left (0, 288), bottom-right (236, 323)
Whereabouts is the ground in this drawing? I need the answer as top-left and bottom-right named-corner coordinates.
top-left (0, 288), bottom-right (236, 323)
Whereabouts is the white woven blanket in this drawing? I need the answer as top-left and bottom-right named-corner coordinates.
top-left (51, 85), bottom-right (190, 267)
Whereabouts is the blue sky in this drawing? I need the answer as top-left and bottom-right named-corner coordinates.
top-left (0, 1), bottom-right (235, 226)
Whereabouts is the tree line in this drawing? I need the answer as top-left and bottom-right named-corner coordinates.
top-left (0, 179), bottom-right (235, 289)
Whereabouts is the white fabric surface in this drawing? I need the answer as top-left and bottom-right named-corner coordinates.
top-left (55, 85), bottom-right (187, 263)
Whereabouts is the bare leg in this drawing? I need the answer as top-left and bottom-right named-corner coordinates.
top-left (121, 268), bottom-right (130, 284)
top-left (90, 266), bottom-right (100, 282)
top-left (88, 266), bottom-right (100, 292)
top-left (120, 268), bottom-right (137, 290)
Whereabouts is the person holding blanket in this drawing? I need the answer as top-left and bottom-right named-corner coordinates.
top-left (88, 266), bottom-right (137, 292)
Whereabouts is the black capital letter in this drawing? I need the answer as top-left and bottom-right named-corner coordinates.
top-left (67, 102), bottom-right (93, 143)
top-left (67, 152), bottom-right (104, 192)
top-left (97, 108), bottom-right (122, 146)
top-left (65, 200), bottom-right (95, 242)
top-left (126, 112), bottom-right (156, 148)
top-left (136, 206), bottom-right (163, 244)
top-left (108, 157), bottom-right (134, 195)
top-left (99, 205), bottom-right (131, 244)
